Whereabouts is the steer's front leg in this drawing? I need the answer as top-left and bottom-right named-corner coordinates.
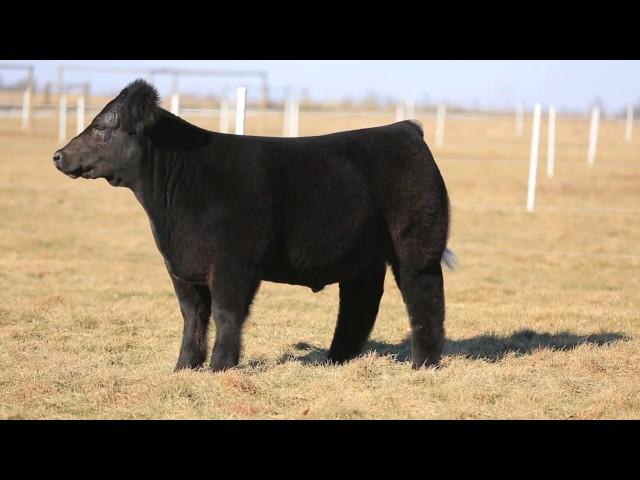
top-left (171, 275), bottom-right (212, 371)
top-left (208, 261), bottom-right (260, 372)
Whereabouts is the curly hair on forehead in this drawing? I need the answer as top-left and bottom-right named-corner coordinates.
top-left (118, 79), bottom-right (160, 134)
top-left (121, 79), bottom-right (160, 104)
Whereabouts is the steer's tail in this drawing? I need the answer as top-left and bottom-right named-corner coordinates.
top-left (441, 248), bottom-right (457, 271)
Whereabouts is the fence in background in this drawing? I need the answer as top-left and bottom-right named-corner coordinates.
top-left (0, 64), bottom-right (638, 219)
top-left (0, 63), bottom-right (34, 132)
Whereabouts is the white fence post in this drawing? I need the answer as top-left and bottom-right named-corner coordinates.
top-left (235, 87), bottom-right (246, 135)
top-left (170, 93), bottom-right (180, 116)
top-left (547, 106), bottom-right (556, 178)
top-left (219, 99), bottom-right (230, 133)
top-left (405, 100), bottom-right (415, 120)
top-left (587, 107), bottom-right (600, 167)
top-left (76, 95), bottom-right (85, 135)
top-left (515, 101), bottom-right (524, 136)
top-left (395, 104), bottom-right (405, 122)
top-left (288, 99), bottom-right (299, 137)
top-left (21, 88), bottom-right (31, 131)
top-left (58, 94), bottom-right (67, 144)
top-left (526, 103), bottom-right (542, 212)
top-left (625, 105), bottom-right (633, 143)
top-left (435, 104), bottom-right (446, 148)
top-left (283, 97), bottom-right (300, 138)
top-left (283, 98), bottom-right (300, 137)
top-left (283, 99), bottom-right (290, 137)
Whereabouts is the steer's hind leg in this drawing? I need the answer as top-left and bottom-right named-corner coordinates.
top-left (394, 260), bottom-right (445, 369)
top-left (328, 263), bottom-right (386, 364)
top-left (172, 276), bottom-right (212, 371)
top-left (208, 262), bottom-right (261, 372)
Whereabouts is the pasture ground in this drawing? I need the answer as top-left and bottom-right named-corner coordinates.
top-left (0, 110), bottom-right (638, 419)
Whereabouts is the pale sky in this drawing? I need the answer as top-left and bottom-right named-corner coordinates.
top-left (2, 60), bottom-right (639, 114)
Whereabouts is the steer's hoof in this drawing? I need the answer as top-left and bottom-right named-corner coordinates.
top-left (326, 352), bottom-right (358, 365)
top-left (174, 357), bottom-right (205, 372)
top-left (411, 357), bottom-right (442, 370)
top-left (209, 360), bottom-right (239, 373)
top-left (174, 364), bottom-right (199, 372)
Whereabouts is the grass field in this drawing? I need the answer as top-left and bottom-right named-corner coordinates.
top-left (0, 110), bottom-right (639, 419)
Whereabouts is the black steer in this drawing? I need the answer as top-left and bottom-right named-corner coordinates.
top-left (53, 79), bottom-right (454, 372)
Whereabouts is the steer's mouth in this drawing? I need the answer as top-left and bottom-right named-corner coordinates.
top-left (58, 165), bottom-right (98, 180)
top-left (57, 164), bottom-right (121, 186)
top-left (80, 168), bottom-right (98, 179)
top-left (60, 166), bottom-right (84, 179)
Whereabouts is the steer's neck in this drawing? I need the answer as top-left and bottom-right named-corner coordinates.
top-left (131, 111), bottom-right (215, 211)
top-left (132, 143), bottom-right (193, 213)
top-left (129, 142), bottom-right (203, 264)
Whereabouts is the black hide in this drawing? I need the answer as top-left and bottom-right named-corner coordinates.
top-left (53, 80), bottom-right (452, 371)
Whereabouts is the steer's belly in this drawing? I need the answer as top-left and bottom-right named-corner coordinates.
top-left (261, 223), bottom-right (389, 291)
top-left (261, 256), bottom-right (376, 291)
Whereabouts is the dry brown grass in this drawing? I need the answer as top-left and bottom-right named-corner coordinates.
top-left (0, 111), bottom-right (638, 419)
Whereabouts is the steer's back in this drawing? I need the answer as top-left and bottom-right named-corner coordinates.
top-left (250, 120), bottom-right (448, 286)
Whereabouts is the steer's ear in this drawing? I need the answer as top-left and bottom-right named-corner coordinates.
top-left (118, 79), bottom-right (160, 134)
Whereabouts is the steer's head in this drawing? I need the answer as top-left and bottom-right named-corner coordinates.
top-left (52, 79), bottom-right (159, 187)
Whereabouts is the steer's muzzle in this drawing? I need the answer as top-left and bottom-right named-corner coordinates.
top-left (52, 149), bottom-right (83, 178)
top-left (53, 150), bottom-right (63, 169)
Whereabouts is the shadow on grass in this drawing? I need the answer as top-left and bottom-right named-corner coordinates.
top-left (280, 329), bottom-right (631, 365)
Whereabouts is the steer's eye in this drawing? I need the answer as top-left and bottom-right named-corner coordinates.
top-left (91, 124), bottom-right (111, 144)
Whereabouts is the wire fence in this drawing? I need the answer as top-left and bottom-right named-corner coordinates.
top-left (0, 71), bottom-right (638, 265)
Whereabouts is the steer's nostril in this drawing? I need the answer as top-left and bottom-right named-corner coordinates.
top-left (53, 151), bottom-right (62, 163)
